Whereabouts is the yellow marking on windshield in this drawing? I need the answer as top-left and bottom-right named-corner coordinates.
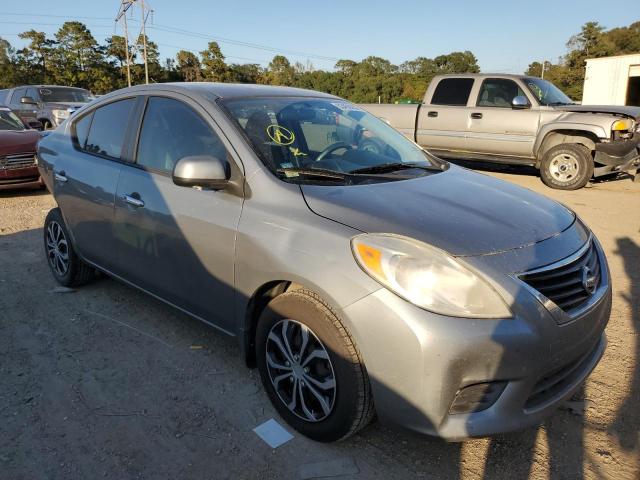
top-left (267, 125), bottom-right (295, 145)
top-left (289, 147), bottom-right (307, 156)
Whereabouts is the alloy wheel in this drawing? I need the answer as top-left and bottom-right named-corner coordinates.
top-left (265, 319), bottom-right (337, 422)
top-left (46, 221), bottom-right (69, 276)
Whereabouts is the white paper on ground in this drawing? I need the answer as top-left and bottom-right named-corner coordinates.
top-left (253, 419), bottom-right (294, 448)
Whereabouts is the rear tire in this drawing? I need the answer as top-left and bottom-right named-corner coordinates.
top-left (540, 143), bottom-right (593, 190)
top-left (256, 289), bottom-right (374, 442)
top-left (44, 208), bottom-right (94, 287)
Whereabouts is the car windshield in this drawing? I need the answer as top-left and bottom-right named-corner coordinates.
top-left (0, 108), bottom-right (25, 130)
top-left (39, 87), bottom-right (92, 103)
top-left (220, 96), bottom-right (445, 183)
top-left (524, 78), bottom-right (575, 106)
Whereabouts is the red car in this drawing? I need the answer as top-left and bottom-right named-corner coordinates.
top-left (0, 106), bottom-right (43, 190)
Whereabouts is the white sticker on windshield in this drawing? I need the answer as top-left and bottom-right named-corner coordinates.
top-left (330, 101), bottom-right (363, 112)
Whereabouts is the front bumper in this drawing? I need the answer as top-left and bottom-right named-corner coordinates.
top-left (594, 133), bottom-right (640, 177)
top-left (0, 166), bottom-right (44, 191)
top-left (340, 238), bottom-right (611, 440)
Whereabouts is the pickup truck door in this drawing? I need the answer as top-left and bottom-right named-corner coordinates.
top-left (416, 77), bottom-right (475, 151)
top-left (466, 78), bottom-right (540, 158)
top-left (113, 95), bottom-right (243, 333)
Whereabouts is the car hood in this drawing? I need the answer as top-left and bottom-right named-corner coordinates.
top-left (554, 104), bottom-right (640, 120)
top-left (300, 166), bottom-right (576, 257)
top-left (0, 130), bottom-right (41, 155)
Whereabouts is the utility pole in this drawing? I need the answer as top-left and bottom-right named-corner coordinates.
top-left (115, 0), bottom-right (134, 87)
top-left (115, 0), bottom-right (152, 86)
top-left (140, 0), bottom-right (149, 84)
top-left (541, 60), bottom-right (545, 79)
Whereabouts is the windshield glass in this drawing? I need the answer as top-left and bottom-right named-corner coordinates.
top-left (220, 97), bottom-right (444, 183)
top-left (0, 108), bottom-right (25, 130)
top-left (524, 78), bottom-right (574, 106)
top-left (39, 87), bottom-right (92, 103)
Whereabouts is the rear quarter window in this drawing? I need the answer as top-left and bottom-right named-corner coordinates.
top-left (431, 78), bottom-right (475, 106)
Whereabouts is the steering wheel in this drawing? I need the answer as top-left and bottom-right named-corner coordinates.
top-left (315, 142), bottom-right (353, 162)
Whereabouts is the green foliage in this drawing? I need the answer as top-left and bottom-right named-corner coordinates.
top-left (525, 20), bottom-right (640, 100)
top-left (2, 19), bottom-right (637, 103)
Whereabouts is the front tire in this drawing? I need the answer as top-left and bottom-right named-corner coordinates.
top-left (540, 143), bottom-right (593, 190)
top-left (256, 289), bottom-right (374, 442)
top-left (44, 208), bottom-right (94, 287)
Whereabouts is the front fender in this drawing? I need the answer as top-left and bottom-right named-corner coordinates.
top-left (534, 121), bottom-right (608, 157)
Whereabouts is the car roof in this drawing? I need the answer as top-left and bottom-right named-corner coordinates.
top-left (105, 82), bottom-right (340, 100)
top-left (12, 85), bottom-right (90, 90)
top-left (437, 73), bottom-right (533, 80)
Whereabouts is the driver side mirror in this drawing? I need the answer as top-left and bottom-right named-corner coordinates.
top-left (172, 155), bottom-right (229, 190)
top-left (20, 96), bottom-right (38, 105)
top-left (511, 96), bottom-right (530, 109)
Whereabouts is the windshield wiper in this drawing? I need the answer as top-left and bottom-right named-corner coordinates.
top-left (277, 167), bottom-right (348, 180)
top-left (349, 162), bottom-right (442, 175)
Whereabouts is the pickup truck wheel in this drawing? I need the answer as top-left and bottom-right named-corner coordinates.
top-left (540, 143), bottom-right (593, 190)
top-left (44, 208), bottom-right (95, 287)
top-left (255, 289), bottom-right (374, 442)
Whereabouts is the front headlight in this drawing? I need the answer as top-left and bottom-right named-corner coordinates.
top-left (351, 234), bottom-right (512, 318)
top-left (52, 109), bottom-right (70, 120)
top-left (612, 119), bottom-right (632, 131)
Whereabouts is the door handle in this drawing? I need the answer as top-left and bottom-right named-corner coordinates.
top-left (54, 171), bottom-right (67, 183)
top-left (427, 111), bottom-right (438, 117)
top-left (470, 113), bottom-right (483, 119)
top-left (123, 193), bottom-right (145, 208)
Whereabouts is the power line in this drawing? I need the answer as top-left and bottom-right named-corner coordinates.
top-left (0, 11), bottom-right (340, 62)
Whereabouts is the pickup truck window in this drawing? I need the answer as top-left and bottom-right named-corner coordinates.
top-left (431, 78), bottom-right (474, 106)
top-left (477, 79), bottom-right (527, 108)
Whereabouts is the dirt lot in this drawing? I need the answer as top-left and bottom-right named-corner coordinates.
top-left (1, 168), bottom-right (638, 480)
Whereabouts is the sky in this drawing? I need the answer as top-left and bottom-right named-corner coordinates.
top-left (0, 0), bottom-right (638, 72)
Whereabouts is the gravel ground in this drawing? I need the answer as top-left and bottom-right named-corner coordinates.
top-left (1, 169), bottom-right (638, 480)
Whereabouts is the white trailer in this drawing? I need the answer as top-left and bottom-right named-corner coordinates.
top-left (582, 54), bottom-right (640, 106)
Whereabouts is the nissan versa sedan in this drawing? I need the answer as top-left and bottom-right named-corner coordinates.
top-left (37, 83), bottom-right (611, 442)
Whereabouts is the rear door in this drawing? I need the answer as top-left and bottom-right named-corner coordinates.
top-left (415, 77), bottom-right (474, 151)
top-left (53, 97), bottom-right (137, 270)
top-left (466, 78), bottom-right (540, 158)
top-left (113, 94), bottom-right (243, 332)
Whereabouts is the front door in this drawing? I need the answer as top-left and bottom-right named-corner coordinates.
top-left (113, 95), bottom-right (243, 332)
top-left (466, 78), bottom-right (540, 158)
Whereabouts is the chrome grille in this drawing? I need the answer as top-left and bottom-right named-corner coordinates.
top-left (0, 152), bottom-right (36, 170)
top-left (519, 240), bottom-right (601, 314)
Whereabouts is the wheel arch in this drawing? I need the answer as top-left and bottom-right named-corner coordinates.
top-left (534, 127), bottom-right (603, 167)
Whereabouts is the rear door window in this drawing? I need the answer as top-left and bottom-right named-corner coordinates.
top-left (135, 96), bottom-right (227, 174)
top-left (431, 78), bottom-right (475, 106)
top-left (84, 99), bottom-right (135, 159)
top-left (73, 112), bottom-right (93, 149)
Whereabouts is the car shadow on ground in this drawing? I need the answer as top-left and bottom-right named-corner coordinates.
top-left (0, 186), bottom-right (49, 198)
top-left (447, 159), bottom-right (636, 186)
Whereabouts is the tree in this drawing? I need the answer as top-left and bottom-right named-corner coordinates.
top-left (176, 50), bottom-right (201, 81)
top-left (0, 37), bottom-right (16, 88)
top-left (17, 30), bottom-right (55, 83)
top-left (200, 41), bottom-right (228, 81)
top-left (266, 55), bottom-right (295, 86)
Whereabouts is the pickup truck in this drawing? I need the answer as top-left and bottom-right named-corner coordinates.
top-left (362, 74), bottom-right (640, 189)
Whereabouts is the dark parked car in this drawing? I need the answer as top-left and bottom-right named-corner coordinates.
top-left (0, 85), bottom-right (92, 129)
top-left (37, 83), bottom-right (610, 442)
top-left (0, 106), bottom-right (43, 190)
